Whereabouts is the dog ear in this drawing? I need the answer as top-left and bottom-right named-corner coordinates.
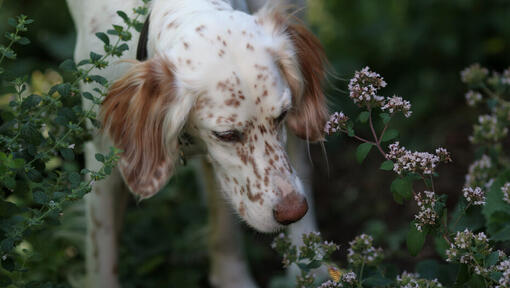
top-left (284, 22), bottom-right (328, 142)
top-left (259, 6), bottom-right (328, 142)
top-left (101, 56), bottom-right (190, 199)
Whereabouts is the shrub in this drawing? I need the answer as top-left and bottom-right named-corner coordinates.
top-left (0, 1), bottom-right (151, 286)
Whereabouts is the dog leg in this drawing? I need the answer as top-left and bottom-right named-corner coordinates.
top-left (201, 159), bottom-right (259, 288)
top-left (84, 141), bottom-right (128, 288)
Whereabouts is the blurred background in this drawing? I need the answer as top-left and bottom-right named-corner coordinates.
top-left (1, 0), bottom-right (510, 287)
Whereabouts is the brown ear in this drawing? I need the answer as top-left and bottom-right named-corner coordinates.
top-left (275, 18), bottom-right (328, 142)
top-left (285, 22), bottom-right (328, 142)
top-left (101, 56), bottom-right (177, 199)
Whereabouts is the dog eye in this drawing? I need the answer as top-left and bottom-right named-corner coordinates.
top-left (213, 130), bottom-right (243, 142)
top-left (275, 110), bottom-right (288, 124)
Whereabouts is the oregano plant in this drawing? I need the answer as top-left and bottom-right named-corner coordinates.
top-left (0, 1), bottom-right (151, 286)
top-left (273, 65), bottom-right (510, 288)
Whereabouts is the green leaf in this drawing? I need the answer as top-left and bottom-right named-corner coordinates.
top-left (358, 111), bottom-right (370, 123)
top-left (391, 177), bottom-right (413, 204)
top-left (485, 251), bottom-right (500, 268)
top-left (381, 129), bottom-right (399, 142)
top-left (356, 143), bottom-right (373, 164)
top-left (90, 52), bottom-right (103, 62)
top-left (95, 153), bottom-right (105, 163)
top-left (68, 172), bottom-right (81, 188)
top-left (33, 190), bottom-right (48, 205)
top-left (455, 264), bottom-right (470, 286)
top-left (7, 17), bottom-right (17, 27)
top-left (95, 32), bottom-right (110, 45)
top-left (407, 223), bottom-right (427, 256)
top-left (380, 160), bottom-right (394, 171)
top-left (26, 168), bottom-right (43, 183)
top-left (60, 148), bottom-right (75, 161)
top-left (379, 113), bottom-right (391, 124)
top-left (2, 177), bottom-right (15, 190)
top-left (491, 225), bottom-right (510, 241)
top-left (88, 75), bottom-right (108, 85)
top-left (21, 94), bottom-right (41, 110)
top-left (483, 170), bottom-right (510, 218)
top-left (18, 36), bottom-right (30, 45)
top-left (59, 59), bottom-right (77, 72)
top-left (117, 11), bottom-right (130, 25)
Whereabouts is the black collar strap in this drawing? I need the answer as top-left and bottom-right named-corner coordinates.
top-left (136, 13), bottom-right (150, 61)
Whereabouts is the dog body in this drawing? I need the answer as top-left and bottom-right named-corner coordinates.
top-left (67, 0), bottom-right (326, 287)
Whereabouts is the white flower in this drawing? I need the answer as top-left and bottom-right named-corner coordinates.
top-left (465, 90), bottom-right (483, 106)
top-left (503, 68), bottom-right (510, 85)
top-left (324, 112), bottom-right (350, 135)
top-left (382, 95), bottom-right (412, 117)
top-left (386, 142), bottom-right (449, 175)
top-left (462, 186), bottom-right (486, 206)
top-left (414, 191), bottom-right (438, 231)
top-left (465, 155), bottom-right (492, 188)
top-left (348, 67), bottom-right (387, 107)
top-left (342, 272), bottom-right (357, 284)
top-left (502, 183), bottom-right (510, 205)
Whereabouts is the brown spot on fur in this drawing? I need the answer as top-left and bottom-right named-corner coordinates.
top-left (183, 42), bottom-right (189, 49)
top-left (225, 98), bottom-right (240, 107)
top-left (239, 202), bottom-right (246, 216)
top-left (246, 43), bottom-right (254, 51)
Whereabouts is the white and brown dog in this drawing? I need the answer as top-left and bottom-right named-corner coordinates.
top-left (66, 0), bottom-right (327, 287)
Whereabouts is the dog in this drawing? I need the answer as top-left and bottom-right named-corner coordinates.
top-left (66, 0), bottom-right (327, 287)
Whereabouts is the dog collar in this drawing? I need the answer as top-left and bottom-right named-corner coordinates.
top-left (136, 13), bottom-right (150, 61)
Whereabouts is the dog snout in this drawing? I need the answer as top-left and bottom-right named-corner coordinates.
top-left (273, 192), bottom-right (308, 225)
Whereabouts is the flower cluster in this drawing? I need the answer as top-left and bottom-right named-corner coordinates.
top-left (348, 67), bottom-right (387, 107)
top-left (347, 234), bottom-right (383, 266)
top-left (271, 233), bottom-right (297, 268)
top-left (460, 63), bottom-right (489, 85)
top-left (299, 231), bottom-right (339, 263)
top-left (470, 114), bottom-right (509, 144)
top-left (497, 260), bottom-right (510, 288)
top-left (462, 186), bottom-right (486, 206)
top-left (502, 183), bottom-right (510, 205)
top-left (435, 147), bottom-right (452, 163)
top-left (464, 155), bottom-right (493, 188)
top-left (386, 142), bottom-right (450, 175)
top-left (381, 95), bottom-right (412, 118)
top-left (396, 271), bottom-right (443, 288)
top-left (503, 68), bottom-right (510, 85)
top-left (446, 229), bottom-right (492, 275)
top-left (342, 272), bottom-right (357, 284)
top-left (324, 112), bottom-right (350, 135)
top-left (465, 90), bottom-right (483, 107)
top-left (319, 280), bottom-right (343, 288)
top-left (414, 191), bottom-right (438, 231)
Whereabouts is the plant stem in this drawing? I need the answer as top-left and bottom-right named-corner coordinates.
top-left (368, 108), bottom-right (388, 159)
top-left (357, 261), bottom-right (365, 288)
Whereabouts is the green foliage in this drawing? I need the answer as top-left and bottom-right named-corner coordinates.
top-left (0, 2), bottom-right (150, 285)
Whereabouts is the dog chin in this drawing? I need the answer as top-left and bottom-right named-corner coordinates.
top-left (244, 217), bottom-right (284, 234)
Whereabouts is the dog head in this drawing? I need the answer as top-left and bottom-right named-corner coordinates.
top-left (101, 2), bottom-right (328, 232)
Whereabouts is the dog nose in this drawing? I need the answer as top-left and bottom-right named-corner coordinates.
top-left (273, 193), bottom-right (308, 225)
